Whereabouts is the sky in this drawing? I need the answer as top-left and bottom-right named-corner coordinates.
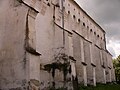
top-left (76, 0), bottom-right (120, 58)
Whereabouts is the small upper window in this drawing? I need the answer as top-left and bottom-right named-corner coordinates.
top-left (83, 22), bottom-right (85, 26)
top-left (68, 4), bottom-right (70, 6)
top-left (87, 26), bottom-right (89, 29)
top-left (73, 15), bottom-right (76, 19)
top-left (90, 29), bottom-right (92, 32)
top-left (94, 32), bottom-right (96, 35)
top-left (78, 19), bottom-right (80, 22)
top-left (97, 35), bottom-right (99, 37)
top-left (68, 11), bottom-right (70, 14)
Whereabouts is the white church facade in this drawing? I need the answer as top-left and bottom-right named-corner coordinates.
top-left (0, 0), bottom-right (115, 90)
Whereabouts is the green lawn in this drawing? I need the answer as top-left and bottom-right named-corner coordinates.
top-left (50, 84), bottom-right (120, 90)
top-left (79, 84), bottom-right (120, 90)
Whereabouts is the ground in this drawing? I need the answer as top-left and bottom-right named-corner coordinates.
top-left (79, 83), bottom-right (120, 90)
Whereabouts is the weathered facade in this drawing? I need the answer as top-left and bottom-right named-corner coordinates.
top-left (0, 0), bottom-right (115, 90)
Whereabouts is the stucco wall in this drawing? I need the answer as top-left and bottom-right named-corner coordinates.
top-left (0, 0), bottom-right (29, 89)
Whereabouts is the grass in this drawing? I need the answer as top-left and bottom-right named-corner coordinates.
top-left (49, 83), bottom-right (120, 90)
top-left (79, 83), bottom-right (120, 90)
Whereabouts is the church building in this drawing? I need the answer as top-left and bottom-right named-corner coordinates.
top-left (0, 0), bottom-right (115, 90)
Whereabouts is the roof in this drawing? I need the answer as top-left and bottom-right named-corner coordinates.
top-left (70, 0), bottom-right (106, 33)
top-left (106, 50), bottom-right (113, 56)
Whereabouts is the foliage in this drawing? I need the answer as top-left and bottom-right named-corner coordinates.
top-left (113, 55), bottom-right (120, 83)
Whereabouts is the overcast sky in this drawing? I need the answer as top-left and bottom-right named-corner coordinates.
top-left (76, 0), bottom-right (120, 58)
